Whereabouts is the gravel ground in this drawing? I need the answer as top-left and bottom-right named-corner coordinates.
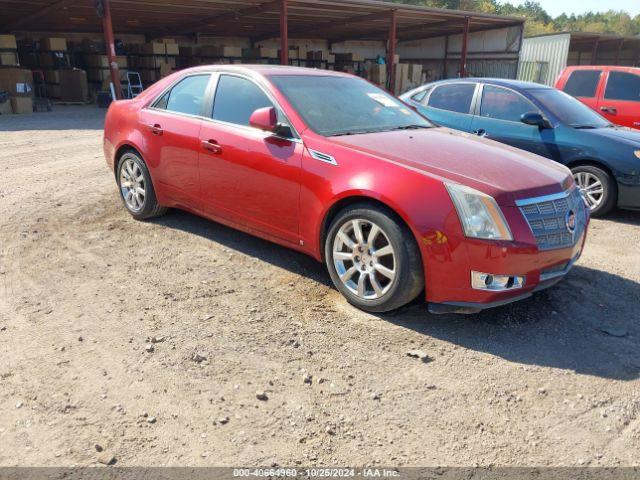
top-left (0, 106), bottom-right (639, 467)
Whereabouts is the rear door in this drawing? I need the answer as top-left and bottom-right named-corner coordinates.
top-left (416, 82), bottom-right (478, 132)
top-left (598, 69), bottom-right (640, 129)
top-left (560, 68), bottom-right (603, 113)
top-left (470, 84), bottom-right (551, 159)
top-left (140, 73), bottom-right (212, 209)
top-left (198, 73), bottom-right (303, 244)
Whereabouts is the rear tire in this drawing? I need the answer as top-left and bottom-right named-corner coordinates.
top-left (324, 203), bottom-right (424, 313)
top-left (116, 151), bottom-right (166, 220)
top-left (571, 165), bottom-right (616, 217)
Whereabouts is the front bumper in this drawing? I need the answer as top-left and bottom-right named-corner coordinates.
top-left (421, 199), bottom-right (589, 313)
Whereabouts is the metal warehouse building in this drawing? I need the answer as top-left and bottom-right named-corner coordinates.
top-left (0, 0), bottom-right (524, 104)
top-left (518, 31), bottom-right (640, 86)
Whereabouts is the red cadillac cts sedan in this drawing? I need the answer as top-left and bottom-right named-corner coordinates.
top-left (104, 65), bottom-right (589, 314)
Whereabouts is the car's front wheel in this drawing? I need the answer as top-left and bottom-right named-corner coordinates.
top-left (325, 204), bottom-right (424, 313)
top-left (572, 165), bottom-right (616, 217)
top-left (116, 151), bottom-right (166, 220)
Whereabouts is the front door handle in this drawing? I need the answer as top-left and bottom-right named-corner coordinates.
top-left (201, 139), bottom-right (222, 154)
top-left (600, 106), bottom-right (617, 115)
top-left (147, 123), bottom-right (163, 135)
top-left (473, 128), bottom-right (488, 137)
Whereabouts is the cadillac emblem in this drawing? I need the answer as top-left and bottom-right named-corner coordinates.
top-left (565, 209), bottom-right (577, 233)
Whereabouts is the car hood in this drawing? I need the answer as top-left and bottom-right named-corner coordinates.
top-left (579, 125), bottom-right (640, 147)
top-left (328, 127), bottom-right (572, 205)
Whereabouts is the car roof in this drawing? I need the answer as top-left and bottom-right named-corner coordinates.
top-left (176, 64), bottom-right (353, 78)
top-left (425, 78), bottom-right (552, 91)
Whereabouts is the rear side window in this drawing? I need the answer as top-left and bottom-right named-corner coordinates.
top-left (154, 74), bottom-right (210, 116)
top-left (212, 75), bottom-right (274, 126)
top-left (411, 88), bottom-right (430, 104)
top-left (480, 85), bottom-right (539, 123)
top-left (604, 72), bottom-right (640, 102)
top-left (563, 70), bottom-right (601, 98)
top-left (428, 83), bottom-right (476, 114)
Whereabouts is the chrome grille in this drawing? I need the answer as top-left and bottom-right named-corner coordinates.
top-left (516, 188), bottom-right (588, 251)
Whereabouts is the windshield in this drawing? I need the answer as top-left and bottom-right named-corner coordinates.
top-left (269, 75), bottom-right (433, 136)
top-left (528, 89), bottom-right (611, 129)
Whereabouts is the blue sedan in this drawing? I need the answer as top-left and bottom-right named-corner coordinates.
top-left (400, 79), bottom-right (640, 216)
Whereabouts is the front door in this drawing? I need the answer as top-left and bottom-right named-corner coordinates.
top-left (139, 73), bottom-right (212, 208)
top-left (598, 70), bottom-right (640, 130)
top-left (470, 84), bottom-right (550, 158)
top-left (198, 73), bottom-right (302, 244)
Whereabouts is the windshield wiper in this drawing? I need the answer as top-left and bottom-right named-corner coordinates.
top-left (571, 124), bottom-right (598, 129)
top-left (390, 124), bottom-right (431, 131)
top-left (330, 129), bottom-right (382, 136)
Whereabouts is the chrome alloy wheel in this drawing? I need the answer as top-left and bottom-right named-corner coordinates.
top-left (332, 219), bottom-right (397, 300)
top-left (573, 171), bottom-right (603, 210)
top-left (119, 158), bottom-right (146, 212)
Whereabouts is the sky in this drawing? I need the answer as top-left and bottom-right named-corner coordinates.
top-left (503, 0), bottom-right (640, 17)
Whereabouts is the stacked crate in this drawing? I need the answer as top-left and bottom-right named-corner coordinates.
top-left (128, 40), bottom-right (178, 85)
top-left (0, 35), bottom-right (19, 67)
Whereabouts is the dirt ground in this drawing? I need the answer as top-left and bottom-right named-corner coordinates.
top-left (0, 106), bottom-right (639, 468)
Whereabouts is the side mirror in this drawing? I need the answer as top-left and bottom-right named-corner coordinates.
top-left (249, 106), bottom-right (277, 132)
top-left (521, 111), bottom-right (550, 129)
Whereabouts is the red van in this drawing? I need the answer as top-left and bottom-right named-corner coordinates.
top-left (555, 66), bottom-right (640, 130)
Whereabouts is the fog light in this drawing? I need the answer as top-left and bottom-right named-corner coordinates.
top-left (471, 271), bottom-right (525, 291)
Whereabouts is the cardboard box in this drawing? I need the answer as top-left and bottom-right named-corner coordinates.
top-left (369, 64), bottom-right (387, 85)
top-left (83, 54), bottom-right (127, 69)
top-left (0, 68), bottom-right (33, 97)
top-left (139, 42), bottom-right (167, 55)
top-left (0, 34), bottom-right (17, 50)
top-left (307, 50), bottom-right (329, 61)
top-left (45, 69), bottom-right (61, 84)
top-left (0, 52), bottom-right (19, 66)
top-left (408, 63), bottom-right (423, 84)
top-left (60, 68), bottom-right (88, 102)
top-left (243, 47), bottom-right (278, 59)
top-left (41, 37), bottom-right (67, 52)
top-left (10, 96), bottom-right (33, 114)
top-left (46, 84), bottom-right (61, 98)
top-left (198, 46), bottom-right (242, 58)
top-left (0, 99), bottom-right (12, 115)
top-left (334, 52), bottom-right (364, 62)
top-left (165, 43), bottom-right (179, 55)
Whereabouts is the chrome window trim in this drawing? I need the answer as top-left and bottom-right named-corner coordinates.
top-left (515, 188), bottom-right (574, 207)
top-left (144, 69), bottom-right (302, 143)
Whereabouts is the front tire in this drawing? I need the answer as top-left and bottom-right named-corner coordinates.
top-left (572, 165), bottom-right (616, 217)
top-left (325, 203), bottom-right (424, 313)
top-left (116, 151), bottom-right (166, 220)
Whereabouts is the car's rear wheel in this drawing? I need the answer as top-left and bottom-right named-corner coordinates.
top-left (571, 165), bottom-right (616, 217)
top-left (325, 204), bottom-right (424, 313)
top-left (116, 151), bottom-right (166, 220)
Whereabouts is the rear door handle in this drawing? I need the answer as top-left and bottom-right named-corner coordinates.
top-left (147, 123), bottom-right (163, 135)
top-left (201, 139), bottom-right (222, 154)
top-left (473, 128), bottom-right (488, 137)
top-left (600, 106), bottom-right (617, 115)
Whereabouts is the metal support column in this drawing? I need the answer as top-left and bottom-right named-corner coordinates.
top-left (590, 38), bottom-right (600, 65)
top-left (459, 16), bottom-right (470, 78)
top-left (98, 0), bottom-right (123, 99)
top-left (387, 9), bottom-right (397, 94)
top-left (280, 0), bottom-right (288, 65)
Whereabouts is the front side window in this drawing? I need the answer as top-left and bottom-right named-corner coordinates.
top-left (268, 75), bottom-right (432, 137)
top-left (154, 74), bottom-right (210, 116)
top-left (604, 71), bottom-right (640, 102)
top-left (529, 88), bottom-right (610, 129)
top-left (427, 83), bottom-right (476, 114)
top-left (212, 75), bottom-right (274, 126)
top-left (480, 85), bottom-right (539, 123)
top-left (563, 70), bottom-right (601, 98)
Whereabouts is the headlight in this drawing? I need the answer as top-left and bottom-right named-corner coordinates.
top-left (445, 183), bottom-right (513, 241)
top-left (634, 150), bottom-right (640, 160)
